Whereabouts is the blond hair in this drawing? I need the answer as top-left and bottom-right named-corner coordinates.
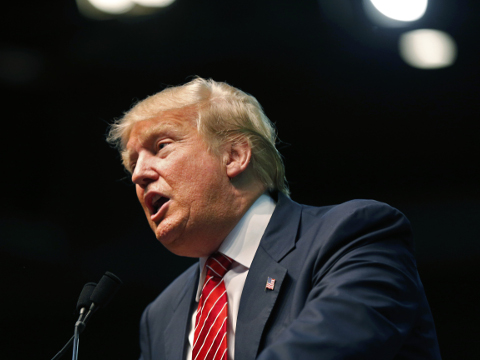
top-left (107, 77), bottom-right (289, 196)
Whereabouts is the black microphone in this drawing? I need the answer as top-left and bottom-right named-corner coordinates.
top-left (51, 272), bottom-right (123, 360)
top-left (78, 272), bottom-right (123, 327)
top-left (72, 272), bottom-right (123, 360)
top-left (51, 282), bottom-right (98, 360)
top-left (90, 272), bottom-right (123, 311)
top-left (76, 282), bottom-right (97, 321)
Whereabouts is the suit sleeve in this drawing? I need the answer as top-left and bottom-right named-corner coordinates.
top-left (257, 201), bottom-right (437, 360)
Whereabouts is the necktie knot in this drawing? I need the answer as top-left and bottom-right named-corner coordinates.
top-left (205, 252), bottom-right (232, 279)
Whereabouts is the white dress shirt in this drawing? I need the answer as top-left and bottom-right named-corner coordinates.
top-left (186, 193), bottom-right (276, 360)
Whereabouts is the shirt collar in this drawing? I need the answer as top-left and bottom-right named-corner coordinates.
top-left (196, 193), bottom-right (276, 299)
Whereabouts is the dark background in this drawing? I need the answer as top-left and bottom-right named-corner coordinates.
top-left (1, 0), bottom-right (478, 359)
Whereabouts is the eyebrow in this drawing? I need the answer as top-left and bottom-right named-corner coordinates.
top-left (123, 120), bottom-right (187, 167)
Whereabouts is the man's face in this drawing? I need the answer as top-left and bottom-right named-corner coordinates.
top-left (125, 112), bottom-right (234, 257)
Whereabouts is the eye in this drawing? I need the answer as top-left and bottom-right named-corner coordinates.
top-left (157, 141), bottom-right (170, 152)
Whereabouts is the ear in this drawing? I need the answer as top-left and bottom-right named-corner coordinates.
top-left (225, 139), bottom-right (252, 179)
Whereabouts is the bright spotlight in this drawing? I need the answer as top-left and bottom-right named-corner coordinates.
top-left (78, 0), bottom-right (175, 18)
top-left (399, 29), bottom-right (457, 69)
top-left (133, 0), bottom-right (175, 7)
top-left (369, 0), bottom-right (428, 21)
top-left (87, 0), bottom-right (135, 14)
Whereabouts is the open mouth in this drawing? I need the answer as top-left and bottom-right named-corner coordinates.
top-left (148, 193), bottom-right (170, 217)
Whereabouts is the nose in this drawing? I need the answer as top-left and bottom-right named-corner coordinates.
top-left (131, 153), bottom-right (159, 187)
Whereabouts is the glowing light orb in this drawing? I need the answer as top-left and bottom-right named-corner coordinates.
top-left (87, 0), bottom-right (135, 14)
top-left (399, 29), bottom-right (457, 69)
top-left (370, 0), bottom-right (428, 21)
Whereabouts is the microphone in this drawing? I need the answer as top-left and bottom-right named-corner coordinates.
top-left (76, 282), bottom-right (97, 321)
top-left (80, 272), bottom-right (123, 326)
top-left (50, 272), bottom-right (123, 360)
top-left (90, 272), bottom-right (123, 311)
top-left (51, 282), bottom-right (98, 360)
top-left (72, 272), bottom-right (122, 360)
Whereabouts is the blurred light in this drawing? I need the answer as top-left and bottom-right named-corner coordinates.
top-left (133, 0), bottom-right (175, 7)
top-left (78, 0), bottom-right (175, 18)
top-left (399, 29), bottom-right (457, 69)
top-left (87, 0), bottom-right (135, 14)
top-left (369, 0), bottom-right (428, 21)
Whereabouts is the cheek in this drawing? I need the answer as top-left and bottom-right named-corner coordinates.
top-left (191, 164), bottom-right (223, 192)
top-left (167, 149), bottom-right (225, 201)
top-left (177, 157), bottom-right (216, 185)
top-left (136, 186), bottom-right (146, 206)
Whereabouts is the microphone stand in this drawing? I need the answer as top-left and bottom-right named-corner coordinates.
top-left (72, 303), bottom-right (96, 360)
top-left (51, 308), bottom-right (88, 360)
top-left (72, 325), bottom-right (80, 360)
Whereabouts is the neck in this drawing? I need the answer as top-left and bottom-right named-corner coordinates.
top-left (199, 181), bottom-right (266, 258)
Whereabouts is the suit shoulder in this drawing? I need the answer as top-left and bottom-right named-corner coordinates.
top-left (302, 198), bottom-right (401, 215)
top-left (297, 199), bottom-right (413, 253)
top-left (301, 199), bottom-right (409, 227)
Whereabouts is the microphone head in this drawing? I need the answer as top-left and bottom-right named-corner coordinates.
top-left (90, 272), bottom-right (123, 309)
top-left (76, 282), bottom-right (97, 314)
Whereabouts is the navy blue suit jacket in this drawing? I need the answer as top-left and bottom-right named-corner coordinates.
top-left (139, 194), bottom-right (441, 360)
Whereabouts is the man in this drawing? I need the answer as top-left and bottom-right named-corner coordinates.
top-left (107, 77), bottom-right (441, 360)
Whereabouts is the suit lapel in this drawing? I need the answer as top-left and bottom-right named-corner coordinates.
top-left (235, 246), bottom-right (287, 360)
top-left (164, 266), bottom-right (198, 360)
top-left (235, 194), bottom-right (302, 360)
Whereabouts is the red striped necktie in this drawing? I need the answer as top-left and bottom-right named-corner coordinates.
top-left (193, 252), bottom-right (233, 360)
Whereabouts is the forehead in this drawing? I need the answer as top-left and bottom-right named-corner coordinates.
top-left (126, 112), bottom-right (197, 148)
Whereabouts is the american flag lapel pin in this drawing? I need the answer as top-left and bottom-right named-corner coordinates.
top-left (265, 277), bottom-right (276, 291)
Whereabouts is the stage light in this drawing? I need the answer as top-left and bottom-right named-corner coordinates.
top-left (369, 0), bottom-right (428, 21)
top-left (133, 0), bottom-right (175, 7)
top-left (78, 0), bottom-right (176, 18)
top-left (87, 0), bottom-right (134, 14)
top-left (399, 29), bottom-right (457, 69)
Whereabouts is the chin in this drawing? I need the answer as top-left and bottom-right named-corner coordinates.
top-left (152, 220), bottom-right (190, 253)
top-left (157, 231), bottom-right (214, 258)
top-left (158, 237), bottom-right (200, 258)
